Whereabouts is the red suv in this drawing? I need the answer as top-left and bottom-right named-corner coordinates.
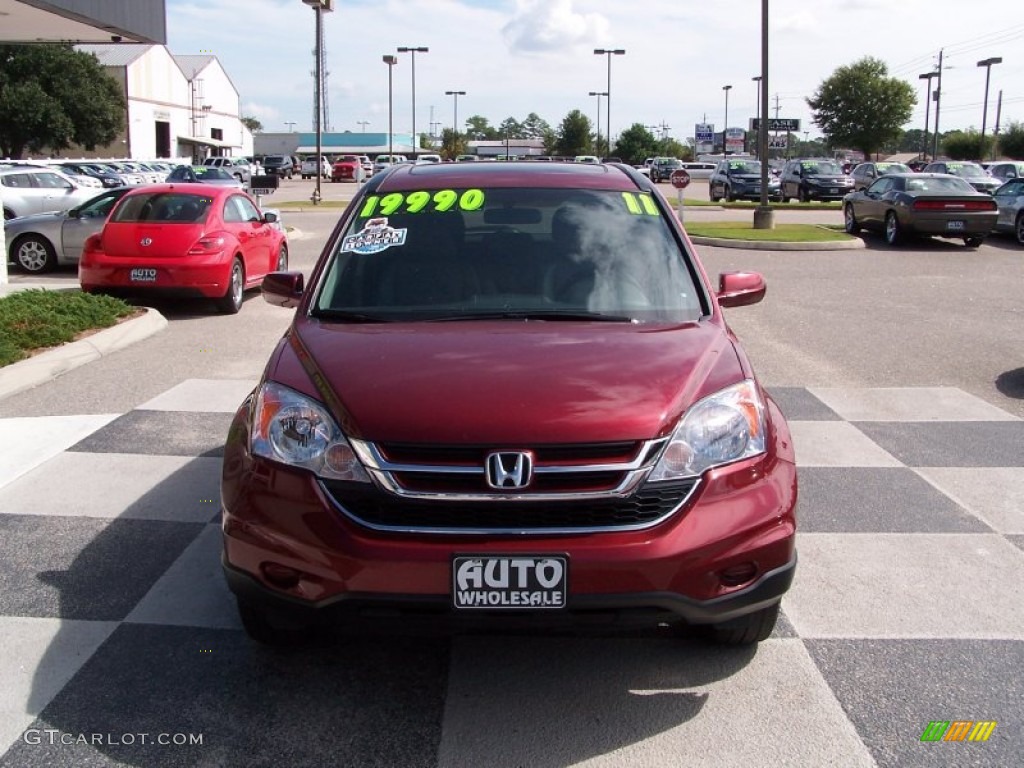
top-left (221, 162), bottom-right (797, 645)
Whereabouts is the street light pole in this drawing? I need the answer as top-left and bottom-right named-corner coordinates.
top-left (753, 0), bottom-right (773, 230)
top-left (382, 55), bottom-right (397, 160)
top-left (594, 48), bottom-right (625, 155)
top-left (589, 91), bottom-right (607, 155)
top-left (357, 120), bottom-right (369, 132)
top-left (918, 71), bottom-right (938, 161)
top-left (722, 84), bottom-right (732, 156)
top-left (302, 0), bottom-right (333, 204)
top-left (284, 121), bottom-right (296, 132)
top-left (397, 46), bottom-right (428, 157)
top-left (932, 48), bottom-right (944, 160)
top-left (445, 90), bottom-right (466, 143)
top-left (977, 56), bottom-right (1002, 162)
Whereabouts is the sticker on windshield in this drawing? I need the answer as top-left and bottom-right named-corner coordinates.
top-left (340, 217), bottom-right (407, 254)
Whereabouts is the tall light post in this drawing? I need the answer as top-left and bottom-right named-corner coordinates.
top-left (302, 0), bottom-right (333, 204)
top-left (357, 120), bottom-right (369, 132)
top-left (588, 90), bottom-right (607, 155)
top-left (284, 121), bottom-right (296, 132)
top-left (932, 48), bottom-right (944, 161)
top-left (397, 46), bottom-right (428, 156)
top-left (752, 76), bottom-right (762, 157)
top-left (594, 48), bottom-right (625, 154)
top-left (977, 56), bottom-right (1002, 162)
top-left (445, 89), bottom-right (466, 142)
top-left (918, 71), bottom-right (938, 161)
top-left (382, 55), bottom-right (397, 160)
top-left (753, 0), bottom-right (773, 230)
top-left (722, 84), bottom-right (732, 155)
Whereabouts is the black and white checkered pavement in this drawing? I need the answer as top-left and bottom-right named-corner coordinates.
top-left (1, 379), bottom-right (1021, 767)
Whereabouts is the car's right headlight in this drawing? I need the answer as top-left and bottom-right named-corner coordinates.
top-left (647, 380), bottom-right (767, 481)
top-left (250, 381), bottom-right (370, 482)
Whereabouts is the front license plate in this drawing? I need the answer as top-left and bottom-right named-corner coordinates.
top-left (129, 268), bottom-right (157, 282)
top-left (452, 555), bottom-right (567, 610)
top-left (947, 220), bottom-right (965, 231)
top-left (829, 188), bottom-right (838, 195)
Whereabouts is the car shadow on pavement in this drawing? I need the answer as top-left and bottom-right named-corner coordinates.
top-left (10, 445), bottom-right (767, 767)
top-left (996, 367), bottom-right (1024, 400)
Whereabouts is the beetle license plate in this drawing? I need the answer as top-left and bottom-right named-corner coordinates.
top-left (129, 268), bottom-right (157, 282)
top-left (947, 220), bottom-right (965, 231)
top-left (452, 556), bottom-right (567, 610)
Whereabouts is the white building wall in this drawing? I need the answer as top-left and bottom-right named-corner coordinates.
top-left (191, 60), bottom-right (252, 157)
top-left (124, 46), bottom-right (192, 159)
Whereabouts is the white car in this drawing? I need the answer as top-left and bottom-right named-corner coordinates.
top-left (1, 166), bottom-right (97, 220)
top-left (300, 156), bottom-right (331, 179)
top-left (373, 154), bottom-right (408, 174)
top-left (203, 156), bottom-right (256, 183)
top-left (415, 154), bottom-right (442, 164)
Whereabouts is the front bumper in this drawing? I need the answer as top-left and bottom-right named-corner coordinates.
top-left (221, 405), bottom-right (798, 627)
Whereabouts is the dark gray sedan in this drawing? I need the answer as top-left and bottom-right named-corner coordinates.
top-left (5, 187), bottom-right (130, 273)
top-left (842, 173), bottom-right (998, 248)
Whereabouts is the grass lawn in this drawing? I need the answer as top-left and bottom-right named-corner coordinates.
top-left (0, 289), bottom-right (136, 368)
top-left (683, 221), bottom-right (856, 242)
top-left (680, 199), bottom-right (842, 210)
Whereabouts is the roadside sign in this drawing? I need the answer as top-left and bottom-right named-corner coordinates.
top-left (768, 136), bottom-right (788, 150)
top-left (670, 169), bottom-right (691, 189)
top-left (695, 123), bottom-right (714, 143)
top-left (750, 118), bottom-right (801, 133)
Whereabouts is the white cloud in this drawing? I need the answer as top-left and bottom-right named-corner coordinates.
top-left (502, 0), bottom-right (610, 54)
top-left (241, 102), bottom-right (280, 121)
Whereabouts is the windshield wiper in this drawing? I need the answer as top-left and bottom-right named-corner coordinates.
top-left (309, 308), bottom-right (391, 323)
top-left (424, 310), bottom-right (638, 323)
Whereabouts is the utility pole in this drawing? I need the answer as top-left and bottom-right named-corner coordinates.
top-left (932, 49), bottom-right (943, 160)
top-left (992, 90), bottom-right (1003, 160)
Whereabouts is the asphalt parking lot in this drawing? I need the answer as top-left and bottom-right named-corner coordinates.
top-left (1, 178), bottom-right (1022, 767)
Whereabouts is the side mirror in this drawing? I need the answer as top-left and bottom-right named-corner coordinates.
top-left (262, 211), bottom-right (278, 224)
top-left (262, 271), bottom-right (304, 308)
top-left (717, 271), bottom-right (766, 308)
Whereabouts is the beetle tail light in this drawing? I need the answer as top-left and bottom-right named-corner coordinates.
top-left (188, 235), bottom-right (226, 256)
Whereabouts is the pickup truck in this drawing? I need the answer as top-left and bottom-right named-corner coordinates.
top-left (202, 157), bottom-right (256, 183)
top-left (301, 156), bottom-right (331, 179)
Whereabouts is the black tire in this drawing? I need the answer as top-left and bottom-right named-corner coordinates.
top-left (964, 235), bottom-right (984, 248)
top-left (884, 211), bottom-right (903, 245)
top-left (217, 258), bottom-right (245, 314)
top-left (800, 186), bottom-right (811, 203)
top-left (237, 601), bottom-right (308, 647)
top-left (12, 234), bottom-right (57, 274)
top-left (274, 243), bottom-right (288, 272)
top-left (703, 602), bottom-right (779, 645)
top-left (724, 186), bottom-right (735, 203)
top-left (709, 184), bottom-right (720, 202)
top-left (843, 204), bottom-right (861, 234)
top-left (1015, 212), bottom-right (1024, 245)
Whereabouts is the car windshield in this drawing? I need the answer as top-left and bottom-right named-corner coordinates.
top-left (188, 166), bottom-right (233, 180)
top-left (877, 163), bottom-right (910, 173)
top-left (313, 187), bottom-right (703, 323)
top-left (802, 161), bottom-right (842, 174)
top-left (728, 161), bottom-right (761, 173)
top-left (111, 192), bottom-right (213, 223)
top-left (946, 163), bottom-right (986, 178)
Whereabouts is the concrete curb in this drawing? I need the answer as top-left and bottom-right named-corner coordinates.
top-left (688, 235), bottom-right (865, 251)
top-left (0, 307), bottom-right (167, 401)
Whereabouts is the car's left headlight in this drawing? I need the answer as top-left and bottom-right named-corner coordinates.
top-left (647, 380), bottom-right (767, 481)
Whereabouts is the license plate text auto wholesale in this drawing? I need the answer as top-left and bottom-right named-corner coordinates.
top-left (947, 220), bottom-right (965, 231)
top-left (452, 556), bottom-right (567, 609)
top-left (129, 268), bottom-right (157, 282)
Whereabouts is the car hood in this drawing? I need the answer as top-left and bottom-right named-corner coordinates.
top-left (729, 174), bottom-right (766, 182)
top-left (4, 210), bottom-right (66, 229)
top-left (808, 175), bottom-right (850, 183)
top-left (270, 319), bottom-right (744, 444)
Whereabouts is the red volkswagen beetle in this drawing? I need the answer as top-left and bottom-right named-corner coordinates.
top-left (79, 184), bottom-right (288, 313)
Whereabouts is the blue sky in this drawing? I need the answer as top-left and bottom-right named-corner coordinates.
top-left (166, 0), bottom-right (1023, 143)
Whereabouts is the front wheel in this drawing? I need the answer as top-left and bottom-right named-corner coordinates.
top-left (12, 234), bottom-right (57, 273)
top-left (843, 204), bottom-right (861, 234)
top-left (274, 243), bottom-right (288, 272)
top-left (884, 211), bottom-right (903, 245)
top-left (800, 186), bottom-right (811, 203)
top-left (1015, 212), bottom-right (1024, 245)
top-left (703, 603), bottom-right (779, 645)
top-left (964, 235), bottom-right (984, 248)
top-left (216, 258), bottom-right (245, 314)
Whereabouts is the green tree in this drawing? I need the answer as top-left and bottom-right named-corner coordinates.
top-left (806, 57), bottom-right (915, 160)
top-left (998, 121), bottom-right (1024, 159)
top-left (521, 112), bottom-right (552, 139)
top-left (464, 115), bottom-right (498, 140)
top-left (440, 128), bottom-right (467, 160)
top-left (614, 123), bottom-right (658, 165)
top-left (498, 117), bottom-right (525, 139)
top-left (942, 130), bottom-right (992, 161)
top-left (658, 137), bottom-right (688, 160)
top-left (554, 109), bottom-right (592, 157)
top-left (241, 116), bottom-right (262, 133)
top-left (0, 44), bottom-right (125, 158)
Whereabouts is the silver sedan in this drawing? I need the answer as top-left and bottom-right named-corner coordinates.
top-left (993, 178), bottom-right (1024, 244)
top-left (4, 187), bottom-right (130, 273)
